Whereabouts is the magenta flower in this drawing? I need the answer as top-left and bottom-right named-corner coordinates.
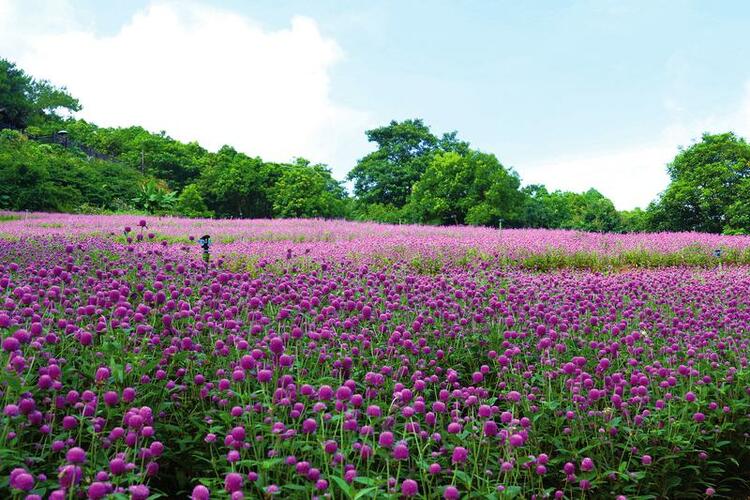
top-left (452, 446), bottom-right (468, 464)
top-left (401, 479), bottom-right (418, 497)
top-left (9, 469), bottom-right (34, 491)
top-left (302, 418), bottom-right (317, 434)
top-left (66, 447), bottom-right (86, 464)
top-left (393, 443), bottom-right (409, 460)
top-left (225, 472), bottom-right (244, 492)
top-left (444, 485), bottom-right (460, 499)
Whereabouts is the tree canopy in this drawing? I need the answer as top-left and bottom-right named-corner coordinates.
top-left (0, 59), bottom-right (80, 130)
top-left (4, 57), bottom-right (750, 233)
top-left (347, 119), bottom-right (468, 208)
top-left (409, 150), bottom-right (523, 226)
top-left (647, 133), bottom-right (750, 233)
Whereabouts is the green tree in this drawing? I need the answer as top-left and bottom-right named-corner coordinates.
top-left (647, 132), bottom-right (750, 233)
top-left (519, 185), bottom-right (624, 232)
top-left (271, 159), bottom-right (347, 218)
top-left (409, 150), bottom-right (523, 226)
top-left (520, 185), bottom-right (557, 228)
top-left (60, 121), bottom-right (205, 190)
top-left (175, 183), bottom-right (213, 218)
top-left (0, 60), bottom-right (34, 130)
top-left (0, 129), bottom-right (143, 212)
top-left (347, 119), bottom-right (468, 208)
top-left (619, 207), bottom-right (647, 233)
top-left (198, 146), bottom-right (277, 218)
top-left (565, 188), bottom-right (622, 232)
top-left (0, 59), bottom-right (80, 130)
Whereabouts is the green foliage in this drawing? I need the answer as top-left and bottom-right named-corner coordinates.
top-left (11, 59), bottom-right (750, 233)
top-left (61, 120), bottom-right (206, 190)
top-left (132, 180), bottom-right (177, 214)
top-left (347, 119), bottom-right (469, 208)
top-left (174, 183), bottom-right (213, 218)
top-left (0, 129), bottom-right (144, 212)
top-left (0, 60), bottom-right (34, 130)
top-left (647, 132), bottom-right (750, 233)
top-left (521, 185), bottom-right (624, 232)
top-left (619, 207), bottom-right (648, 233)
top-left (349, 201), bottom-right (410, 224)
top-left (565, 188), bottom-right (622, 232)
top-left (271, 159), bottom-right (347, 218)
top-left (0, 58), bottom-right (80, 130)
top-left (409, 150), bottom-right (523, 226)
top-left (198, 146), bottom-right (276, 218)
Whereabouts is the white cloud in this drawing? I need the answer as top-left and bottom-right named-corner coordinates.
top-left (1, 0), bottom-right (371, 178)
top-left (520, 143), bottom-right (673, 210)
top-left (521, 82), bottom-right (750, 210)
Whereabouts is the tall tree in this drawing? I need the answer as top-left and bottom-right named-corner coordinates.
top-left (347, 119), bottom-right (468, 208)
top-left (271, 159), bottom-right (347, 218)
top-left (647, 132), bottom-right (750, 233)
top-left (565, 188), bottom-right (621, 232)
top-left (198, 146), bottom-right (276, 218)
top-left (0, 59), bottom-right (80, 130)
top-left (409, 150), bottom-right (523, 226)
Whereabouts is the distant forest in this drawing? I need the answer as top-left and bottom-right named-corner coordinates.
top-left (2, 58), bottom-right (749, 234)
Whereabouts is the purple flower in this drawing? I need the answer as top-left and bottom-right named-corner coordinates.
top-left (452, 446), bottom-right (468, 464)
top-left (444, 485), bottom-right (460, 499)
top-left (10, 469), bottom-right (34, 491)
top-left (192, 485), bottom-right (210, 500)
top-left (393, 443), bottom-right (409, 460)
top-left (401, 479), bottom-right (418, 497)
top-left (88, 482), bottom-right (110, 500)
top-left (66, 447), bottom-right (86, 464)
top-left (302, 418), bottom-right (317, 434)
top-left (225, 472), bottom-right (244, 492)
top-left (378, 431), bottom-right (394, 448)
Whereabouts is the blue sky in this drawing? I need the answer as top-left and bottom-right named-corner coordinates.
top-left (3, 0), bottom-right (750, 209)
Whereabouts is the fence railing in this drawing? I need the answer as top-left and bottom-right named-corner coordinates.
top-left (27, 132), bottom-right (121, 163)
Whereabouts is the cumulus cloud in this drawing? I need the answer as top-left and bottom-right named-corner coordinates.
top-left (1, 0), bottom-right (371, 177)
top-left (520, 143), bottom-right (673, 210)
top-left (521, 82), bottom-right (750, 210)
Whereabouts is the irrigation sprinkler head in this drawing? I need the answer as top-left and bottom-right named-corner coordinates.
top-left (198, 235), bottom-right (211, 252)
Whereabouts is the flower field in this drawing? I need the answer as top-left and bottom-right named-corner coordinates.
top-left (1, 214), bottom-right (749, 499)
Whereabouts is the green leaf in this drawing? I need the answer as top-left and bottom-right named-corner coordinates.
top-left (330, 475), bottom-right (353, 499)
top-left (355, 487), bottom-right (381, 499)
top-left (501, 485), bottom-right (523, 498)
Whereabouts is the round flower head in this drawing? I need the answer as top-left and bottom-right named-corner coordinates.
top-left (393, 443), bottom-right (409, 460)
top-left (10, 470), bottom-right (34, 491)
top-left (401, 479), bottom-right (418, 497)
top-left (192, 484), bottom-right (210, 500)
top-left (444, 485), bottom-right (460, 499)
top-left (66, 447), bottom-right (86, 464)
top-left (378, 431), bottom-right (394, 448)
top-left (302, 418), bottom-right (317, 434)
top-left (225, 472), bottom-right (244, 492)
top-left (129, 485), bottom-right (150, 500)
top-left (88, 482), bottom-right (109, 500)
top-left (452, 446), bottom-right (468, 464)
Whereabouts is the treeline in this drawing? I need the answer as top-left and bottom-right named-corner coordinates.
top-left (2, 58), bottom-right (749, 233)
